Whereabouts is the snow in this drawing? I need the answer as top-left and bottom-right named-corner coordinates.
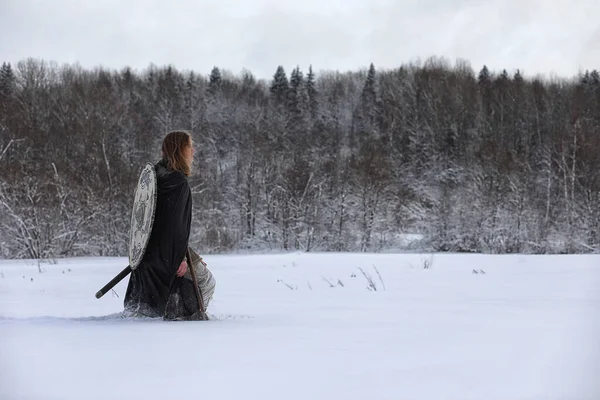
top-left (1, 252), bottom-right (599, 400)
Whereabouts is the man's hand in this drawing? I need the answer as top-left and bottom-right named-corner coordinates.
top-left (176, 259), bottom-right (188, 277)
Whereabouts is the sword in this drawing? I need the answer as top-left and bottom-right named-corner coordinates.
top-left (95, 249), bottom-right (205, 303)
top-left (95, 265), bottom-right (132, 299)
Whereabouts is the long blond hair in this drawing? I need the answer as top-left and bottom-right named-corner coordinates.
top-left (161, 130), bottom-right (192, 176)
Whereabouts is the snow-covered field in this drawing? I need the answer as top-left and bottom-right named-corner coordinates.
top-left (1, 252), bottom-right (599, 400)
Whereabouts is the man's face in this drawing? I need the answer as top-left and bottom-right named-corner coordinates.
top-left (183, 139), bottom-right (195, 165)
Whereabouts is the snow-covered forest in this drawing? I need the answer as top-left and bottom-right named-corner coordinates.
top-left (0, 57), bottom-right (599, 258)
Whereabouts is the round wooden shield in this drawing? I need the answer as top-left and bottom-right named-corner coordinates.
top-left (128, 163), bottom-right (157, 269)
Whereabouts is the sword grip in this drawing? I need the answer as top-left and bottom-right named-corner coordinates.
top-left (95, 265), bottom-right (132, 299)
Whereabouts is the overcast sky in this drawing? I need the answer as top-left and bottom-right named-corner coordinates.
top-left (1, 0), bottom-right (598, 80)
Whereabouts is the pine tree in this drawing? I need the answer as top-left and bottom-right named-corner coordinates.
top-left (289, 66), bottom-right (303, 92)
top-left (270, 66), bottom-right (289, 105)
top-left (494, 69), bottom-right (510, 139)
top-left (306, 65), bottom-right (318, 119)
top-left (590, 70), bottom-right (600, 86)
top-left (587, 70), bottom-right (600, 128)
top-left (207, 66), bottom-right (222, 96)
top-left (477, 65), bottom-right (493, 124)
top-left (0, 62), bottom-right (16, 96)
top-left (580, 70), bottom-right (591, 86)
top-left (511, 69), bottom-right (527, 157)
top-left (0, 62), bottom-right (16, 164)
top-left (288, 66), bottom-right (304, 117)
top-left (352, 63), bottom-right (379, 144)
top-left (478, 65), bottom-right (491, 84)
top-left (513, 69), bottom-right (524, 86)
top-left (361, 63), bottom-right (377, 105)
top-left (478, 65), bottom-right (493, 98)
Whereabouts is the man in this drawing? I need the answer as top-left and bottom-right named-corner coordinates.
top-left (124, 130), bottom-right (214, 320)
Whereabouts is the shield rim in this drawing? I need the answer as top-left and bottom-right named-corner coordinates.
top-left (128, 162), bottom-right (157, 270)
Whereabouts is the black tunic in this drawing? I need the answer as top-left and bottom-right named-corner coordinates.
top-left (124, 159), bottom-right (199, 319)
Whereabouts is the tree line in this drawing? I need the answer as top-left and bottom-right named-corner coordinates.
top-left (0, 57), bottom-right (599, 259)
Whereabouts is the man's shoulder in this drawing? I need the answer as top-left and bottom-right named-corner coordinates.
top-left (155, 163), bottom-right (189, 190)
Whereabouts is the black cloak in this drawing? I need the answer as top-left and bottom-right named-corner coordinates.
top-left (124, 159), bottom-right (200, 319)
